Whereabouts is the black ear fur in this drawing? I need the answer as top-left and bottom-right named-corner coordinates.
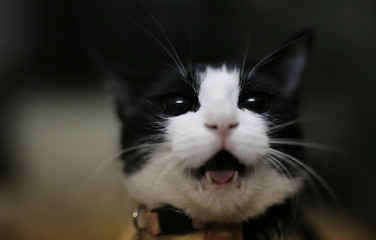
top-left (90, 51), bottom-right (150, 120)
top-left (249, 30), bottom-right (314, 96)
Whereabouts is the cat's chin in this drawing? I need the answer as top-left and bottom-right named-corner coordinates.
top-left (183, 168), bottom-right (257, 223)
top-left (183, 188), bottom-right (259, 223)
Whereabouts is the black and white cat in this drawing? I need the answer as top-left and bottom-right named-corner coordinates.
top-left (106, 30), bottom-right (319, 239)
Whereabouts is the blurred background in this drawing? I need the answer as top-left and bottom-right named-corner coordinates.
top-left (0, 0), bottom-right (375, 239)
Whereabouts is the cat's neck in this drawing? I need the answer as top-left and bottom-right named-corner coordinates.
top-left (118, 200), bottom-right (307, 240)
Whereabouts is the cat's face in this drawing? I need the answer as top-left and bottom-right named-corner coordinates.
top-left (113, 32), bottom-right (312, 223)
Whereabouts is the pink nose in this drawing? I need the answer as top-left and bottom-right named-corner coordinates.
top-left (205, 119), bottom-right (239, 139)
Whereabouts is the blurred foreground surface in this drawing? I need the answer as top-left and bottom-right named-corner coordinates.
top-left (0, 83), bottom-right (131, 240)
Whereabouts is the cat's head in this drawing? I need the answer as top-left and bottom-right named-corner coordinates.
top-left (107, 31), bottom-right (313, 223)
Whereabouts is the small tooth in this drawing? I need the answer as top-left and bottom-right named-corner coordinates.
top-left (232, 171), bottom-right (239, 183)
top-left (205, 172), bottom-right (213, 184)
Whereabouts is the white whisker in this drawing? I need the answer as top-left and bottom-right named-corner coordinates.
top-left (76, 143), bottom-right (161, 203)
top-left (267, 148), bottom-right (342, 210)
top-left (123, 14), bottom-right (187, 79)
top-left (141, 4), bottom-right (188, 79)
top-left (246, 54), bottom-right (280, 81)
top-left (269, 138), bottom-right (340, 152)
top-left (267, 119), bottom-right (303, 134)
top-left (264, 154), bottom-right (300, 226)
top-left (240, 31), bottom-right (251, 83)
top-left (148, 152), bottom-right (180, 201)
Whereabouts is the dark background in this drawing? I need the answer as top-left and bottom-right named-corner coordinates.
top-left (1, 0), bottom-right (375, 237)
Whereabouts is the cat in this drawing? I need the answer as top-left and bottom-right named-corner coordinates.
top-left (103, 29), bottom-right (321, 239)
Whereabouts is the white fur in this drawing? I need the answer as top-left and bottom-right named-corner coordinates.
top-left (123, 66), bottom-right (302, 223)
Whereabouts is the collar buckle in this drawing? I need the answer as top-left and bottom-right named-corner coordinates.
top-left (132, 204), bottom-right (148, 232)
top-left (133, 204), bottom-right (162, 236)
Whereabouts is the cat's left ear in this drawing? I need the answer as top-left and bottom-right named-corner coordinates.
top-left (250, 30), bottom-right (314, 96)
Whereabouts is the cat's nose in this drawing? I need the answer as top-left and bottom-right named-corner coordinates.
top-left (205, 117), bottom-right (239, 139)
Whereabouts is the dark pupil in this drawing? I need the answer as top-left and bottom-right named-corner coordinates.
top-left (242, 95), bottom-right (268, 113)
top-left (164, 97), bottom-right (191, 115)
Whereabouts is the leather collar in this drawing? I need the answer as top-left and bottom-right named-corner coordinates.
top-left (133, 204), bottom-right (243, 239)
top-left (133, 205), bottom-right (200, 236)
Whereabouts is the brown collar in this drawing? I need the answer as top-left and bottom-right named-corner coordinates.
top-left (133, 205), bottom-right (243, 240)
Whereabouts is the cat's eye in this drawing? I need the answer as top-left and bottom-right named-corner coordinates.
top-left (163, 96), bottom-right (192, 116)
top-left (239, 93), bottom-right (269, 113)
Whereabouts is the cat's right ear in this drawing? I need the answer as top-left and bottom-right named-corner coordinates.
top-left (91, 52), bottom-right (146, 121)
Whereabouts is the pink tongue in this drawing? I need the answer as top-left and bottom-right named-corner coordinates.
top-left (208, 170), bottom-right (236, 184)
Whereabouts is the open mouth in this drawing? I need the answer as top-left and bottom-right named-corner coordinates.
top-left (194, 150), bottom-right (247, 190)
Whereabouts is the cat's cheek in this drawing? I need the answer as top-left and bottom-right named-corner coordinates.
top-left (226, 111), bottom-right (270, 163)
top-left (122, 158), bottom-right (186, 209)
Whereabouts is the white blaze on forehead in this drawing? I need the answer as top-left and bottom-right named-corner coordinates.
top-left (198, 66), bottom-right (240, 119)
